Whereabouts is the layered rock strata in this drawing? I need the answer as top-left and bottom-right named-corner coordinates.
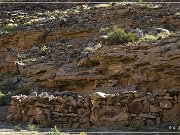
top-left (15, 33), bottom-right (180, 94)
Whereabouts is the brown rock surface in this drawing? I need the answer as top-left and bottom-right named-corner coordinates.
top-left (90, 105), bottom-right (131, 127)
top-left (130, 117), bottom-right (145, 128)
top-left (162, 104), bottom-right (180, 123)
top-left (128, 102), bottom-right (143, 114)
top-left (146, 119), bottom-right (155, 126)
top-left (160, 100), bottom-right (173, 109)
top-left (0, 3), bottom-right (179, 94)
top-left (150, 105), bottom-right (163, 113)
top-left (142, 100), bottom-right (150, 113)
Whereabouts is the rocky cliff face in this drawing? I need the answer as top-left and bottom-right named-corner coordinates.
top-left (1, 3), bottom-right (179, 93)
top-left (14, 32), bottom-right (180, 95)
top-left (0, 2), bottom-right (180, 130)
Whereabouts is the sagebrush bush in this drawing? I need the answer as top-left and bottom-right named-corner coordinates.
top-left (17, 54), bottom-right (26, 62)
top-left (50, 125), bottom-right (59, 135)
top-left (106, 28), bottom-right (137, 45)
top-left (3, 80), bottom-right (17, 91)
top-left (0, 55), bottom-right (5, 63)
top-left (139, 31), bottom-right (172, 42)
top-left (40, 46), bottom-right (50, 56)
top-left (0, 91), bottom-right (4, 97)
top-left (14, 124), bottom-right (22, 131)
top-left (27, 124), bottom-right (39, 131)
top-left (0, 85), bottom-right (31, 106)
top-left (139, 34), bottom-right (158, 42)
top-left (17, 85), bottom-right (32, 95)
top-left (0, 93), bottom-right (14, 106)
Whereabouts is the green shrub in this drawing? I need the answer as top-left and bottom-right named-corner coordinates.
top-left (157, 31), bottom-right (171, 39)
top-left (139, 31), bottom-right (172, 42)
top-left (123, 0), bottom-right (143, 2)
top-left (139, 34), bottom-right (158, 42)
top-left (40, 46), bottom-right (50, 56)
top-left (106, 28), bottom-right (137, 45)
top-left (134, 0), bottom-right (143, 2)
top-left (14, 124), bottom-right (22, 131)
top-left (175, 12), bottom-right (180, 16)
top-left (17, 85), bottom-right (32, 95)
top-left (3, 80), bottom-right (17, 91)
top-left (174, 119), bottom-right (180, 127)
top-left (80, 132), bottom-right (88, 135)
top-left (0, 55), bottom-right (5, 63)
top-left (17, 54), bottom-right (26, 62)
top-left (0, 84), bottom-right (31, 106)
top-left (0, 93), bottom-right (14, 106)
top-left (0, 83), bottom-right (3, 91)
top-left (83, 47), bottom-right (95, 53)
top-left (50, 125), bottom-right (59, 135)
top-left (6, 23), bottom-right (18, 30)
top-left (0, 91), bottom-right (4, 97)
top-left (27, 124), bottom-right (39, 131)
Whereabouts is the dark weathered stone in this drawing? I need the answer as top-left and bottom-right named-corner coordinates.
top-left (146, 119), bottom-right (155, 126)
top-left (139, 113), bottom-right (156, 119)
top-left (130, 117), bottom-right (145, 128)
top-left (142, 100), bottom-right (150, 113)
top-left (128, 102), bottom-right (143, 114)
top-left (160, 100), bottom-right (173, 109)
top-left (150, 105), bottom-right (163, 113)
top-left (162, 104), bottom-right (180, 122)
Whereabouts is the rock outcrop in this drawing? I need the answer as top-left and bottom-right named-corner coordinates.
top-left (1, 3), bottom-right (180, 76)
top-left (15, 32), bottom-right (180, 95)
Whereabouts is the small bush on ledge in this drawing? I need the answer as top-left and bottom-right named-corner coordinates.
top-left (40, 46), bottom-right (50, 56)
top-left (105, 28), bottom-right (137, 45)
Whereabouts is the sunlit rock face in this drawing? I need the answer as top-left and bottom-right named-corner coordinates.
top-left (12, 32), bottom-right (180, 94)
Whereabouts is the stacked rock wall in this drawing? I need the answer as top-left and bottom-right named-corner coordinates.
top-left (8, 92), bottom-right (91, 129)
top-left (8, 90), bottom-right (180, 129)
